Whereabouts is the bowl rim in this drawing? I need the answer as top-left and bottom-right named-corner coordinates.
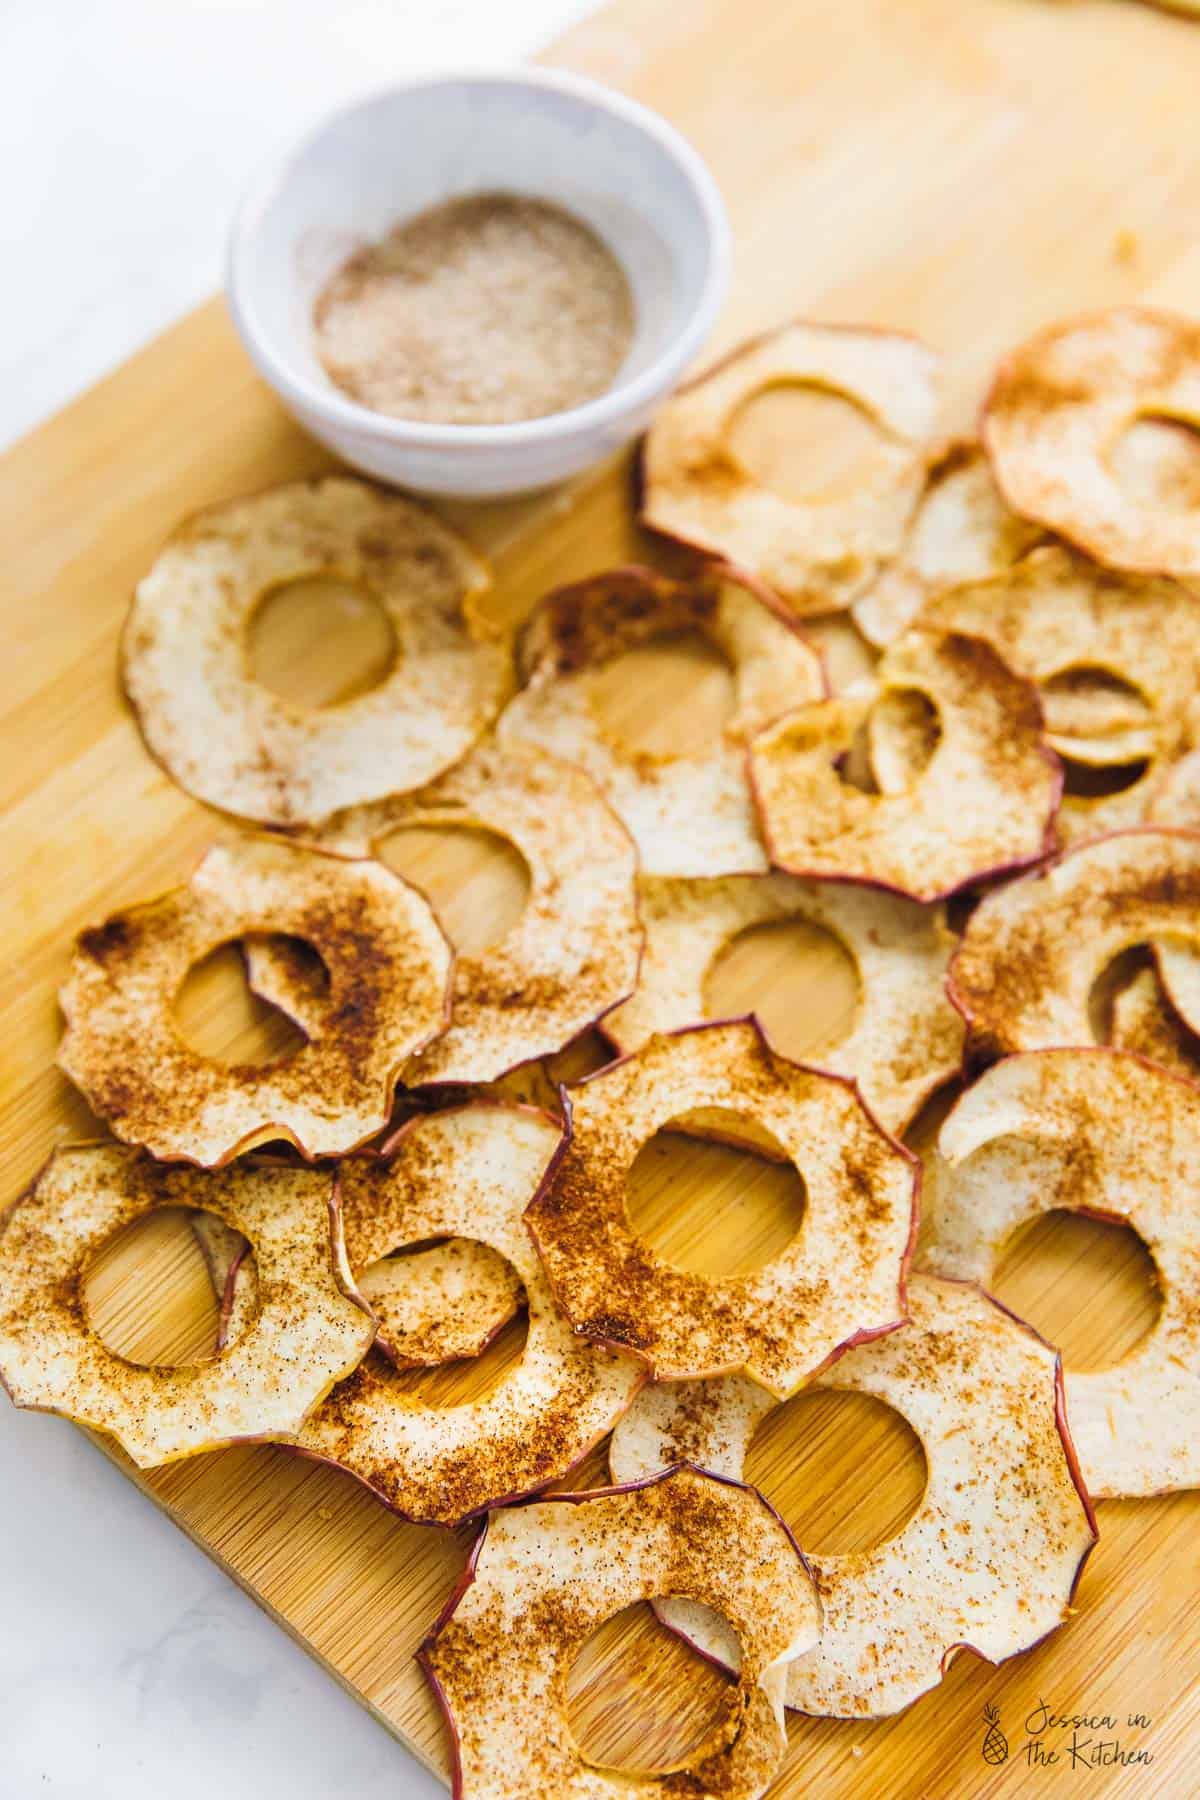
top-left (226, 65), bottom-right (730, 451)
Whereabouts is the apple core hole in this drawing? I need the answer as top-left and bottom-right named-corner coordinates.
top-left (377, 823), bottom-right (531, 956)
top-left (1059, 756), bottom-right (1150, 800)
top-left (726, 380), bottom-right (887, 503)
top-left (565, 1598), bottom-right (736, 1774)
top-left (625, 1113), bottom-right (805, 1279)
top-left (834, 714), bottom-right (880, 794)
top-left (588, 630), bottom-right (735, 759)
top-left (867, 687), bottom-right (942, 791)
top-left (745, 1388), bottom-right (927, 1555)
top-left (248, 573), bottom-right (396, 708)
top-left (1040, 665), bottom-right (1152, 741)
top-left (1108, 413), bottom-right (1200, 517)
top-left (378, 1300), bottom-right (529, 1409)
top-left (991, 1209), bottom-right (1161, 1371)
top-left (704, 917), bottom-right (860, 1062)
top-left (82, 1207), bottom-right (226, 1368)
top-left (1088, 945), bottom-right (1152, 1043)
top-left (356, 1235), bottom-right (524, 1374)
top-left (174, 940), bottom-right (319, 1067)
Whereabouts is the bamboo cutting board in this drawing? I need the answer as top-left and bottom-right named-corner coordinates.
top-left (5, 0), bottom-right (1200, 1793)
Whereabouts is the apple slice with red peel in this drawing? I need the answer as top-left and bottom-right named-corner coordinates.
top-left (194, 1215), bottom-right (521, 1371)
top-left (949, 829), bottom-right (1200, 1061)
top-left (496, 564), bottom-right (824, 876)
top-left (123, 475), bottom-right (510, 827)
top-left (1111, 964), bottom-right (1200, 1081)
top-left (419, 1465), bottom-right (819, 1800)
top-left (641, 321), bottom-right (939, 616)
top-left (297, 1103), bottom-right (643, 1524)
top-left (0, 1144), bottom-right (374, 1467)
top-left (920, 545), bottom-right (1200, 844)
top-left (57, 836), bottom-right (453, 1168)
top-left (602, 872), bottom-right (962, 1132)
top-left (245, 742), bottom-right (643, 1085)
top-left (982, 306), bottom-right (1200, 580)
top-left (353, 1242), bottom-right (522, 1369)
top-left (749, 628), bottom-right (1061, 901)
top-left (339, 1135), bottom-right (525, 1368)
top-left (924, 1049), bottom-right (1200, 1497)
top-left (608, 1274), bottom-right (1096, 1717)
top-left (526, 1020), bottom-right (917, 1397)
top-left (851, 440), bottom-right (1043, 648)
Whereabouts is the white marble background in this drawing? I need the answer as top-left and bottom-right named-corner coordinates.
top-left (0, 3), bottom-right (593, 1795)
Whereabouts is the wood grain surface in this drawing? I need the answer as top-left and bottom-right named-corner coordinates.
top-left (4, 0), bottom-right (1200, 1793)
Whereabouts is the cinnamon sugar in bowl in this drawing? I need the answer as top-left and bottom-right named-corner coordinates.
top-left (227, 71), bottom-right (729, 498)
top-left (315, 192), bottom-right (635, 427)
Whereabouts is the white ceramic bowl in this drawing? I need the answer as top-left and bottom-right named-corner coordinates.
top-left (227, 69), bottom-right (729, 498)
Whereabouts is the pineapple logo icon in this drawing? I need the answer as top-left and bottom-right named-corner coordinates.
top-left (981, 1703), bottom-right (1009, 1766)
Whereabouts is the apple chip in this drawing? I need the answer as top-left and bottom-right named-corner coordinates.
top-left (353, 1242), bottom-right (522, 1369)
top-left (526, 1020), bottom-right (917, 1396)
top-left (246, 744), bottom-right (642, 1084)
top-left (339, 1110), bottom-right (525, 1367)
top-left (496, 565), bottom-right (824, 876)
top-left (0, 1144), bottom-right (374, 1467)
top-left (921, 545), bottom-right (1200, 842)
top-left (298, 1104), bottom-right (643, 1523)
top-left (123, 476), bottom-right (510, 826)
top-left (851, 440), bottom-right (1043, 648)
top-left (925, 1050), bottom-right (1200, 1497)
top-left (193, 1213), bottom-right (519, 1370)
top-left (603, 873), bottom-right (962, 1131)
top-left (982, 306), bottom-right (1200, 578)
top-left (609, 1275), bottom-right (1096, 1717)
top-left (749, 629), bottom-right (1060, 901)
top-left (949, 829), bottom-right (1200, 1059)
top-left (419, 1465), bottom-right (819, 1800)
top-left (58, 836), bottom-right (452, 1166)
top-left (641, 322), bottom-right (939, 615)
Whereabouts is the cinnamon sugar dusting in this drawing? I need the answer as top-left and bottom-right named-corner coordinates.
top-left (315, 193), bottom-right (634, 425)
top-left (57, 837), bottom-right (452, 1167)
